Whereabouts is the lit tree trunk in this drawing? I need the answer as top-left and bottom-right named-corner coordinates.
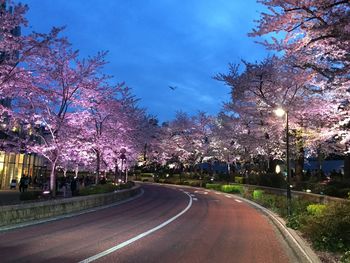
top-left (75, 165), bottom-right (79, 178)
top-left (95, 150), bottom-right (100, 184)
top-left (50, 158), bottom-right (58, 197)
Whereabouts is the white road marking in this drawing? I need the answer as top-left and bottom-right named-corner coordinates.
top-left (215, 192), bottom-right (221, 195)
top-left (193, 198), bottom-right (198, 201)
top-left (190, 194), bottom-right (196, 197)
top-left (225, 194), bottom-right (232, 198)
top-left (79, 191), bottom-right (193, 263)
top-left (235, 199), bottom-right (242, 203)
top-left (204, 192), bottom-right (208, 195)
top-left (194, 190), bottom-right (199, 193)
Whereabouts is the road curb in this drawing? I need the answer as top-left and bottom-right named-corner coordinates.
top-left (233, 195), bottom-right (321, 263)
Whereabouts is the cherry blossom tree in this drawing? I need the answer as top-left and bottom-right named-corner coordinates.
top-left (21, 36), bottom-right (108, 196)
top-left (215, 56), bottom-right (332, 181)
top-left (0, 0), bottom-right (62, 151)
top-left (250, 0), bottom-right (349, 84)
top-left (250, 0), bottom-right (350, 172)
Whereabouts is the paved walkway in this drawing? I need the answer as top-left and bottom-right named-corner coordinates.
top-left (0, 189), bottom-right (21, 206)
top-left (0, 186), bottom-right (73, 206)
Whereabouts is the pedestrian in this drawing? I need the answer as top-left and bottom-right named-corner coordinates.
top-left (23, 176), bottom-right (29, 192)
top-left (70, 177), bottom-right (77, 196)
top-left (60, 177), bottom-right (67, 197)
top-left (19, 176), bottom-right (25, 192)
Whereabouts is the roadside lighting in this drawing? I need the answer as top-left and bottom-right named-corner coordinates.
top-left (275, 164), bottom-right (281, 174)
top-left (274, 107), bottom-right (292, 216)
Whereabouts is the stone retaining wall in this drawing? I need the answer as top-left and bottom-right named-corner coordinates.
top-left (0, 185), bottom-right (141, 227)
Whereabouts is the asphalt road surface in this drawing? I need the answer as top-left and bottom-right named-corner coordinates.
top-left (0, 183), bottom-right (298, 263)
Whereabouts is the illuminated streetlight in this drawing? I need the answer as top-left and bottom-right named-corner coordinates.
top-left (274, 107), bottom-right (292, 216)
top-left (274, 107), bottom-right (286, 118)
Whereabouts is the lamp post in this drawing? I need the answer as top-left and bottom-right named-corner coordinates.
top-left (274, 107), bottom-right (292, 216)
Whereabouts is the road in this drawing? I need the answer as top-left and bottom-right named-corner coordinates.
top-left (0, 183), bottom-right (297, 263)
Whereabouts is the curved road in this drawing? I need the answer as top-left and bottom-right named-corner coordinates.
top-left (0, 184), bottom-right (297, 263)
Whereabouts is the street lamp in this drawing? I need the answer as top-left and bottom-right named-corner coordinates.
top-left (274, 107), bottom-right (292, 216)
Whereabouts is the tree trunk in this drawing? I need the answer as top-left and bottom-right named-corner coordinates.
top-left (295, 148), bottom-right (304, 182)
top-left (294, 130), bottom-right (304, 183)
top-left (75, 166), bottom-right (79, 178)
top-left (95, 151), bottom-right (100, 184)
top-left (50, 159), bottom-right (57, 197)
top-left (344, 153), bottom-right (350, 179)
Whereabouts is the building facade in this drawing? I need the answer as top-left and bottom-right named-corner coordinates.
top-left (0, 152), bottom-right (48, 189)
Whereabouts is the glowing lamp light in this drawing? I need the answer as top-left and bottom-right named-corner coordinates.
top-left (275, 164), bottom-right (281, 174)
top-left (274, 108), bottom-right (286, 117)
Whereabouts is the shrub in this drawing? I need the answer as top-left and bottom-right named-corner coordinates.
top-left (253, 190), bottom-right (264, 201)
top-left (206, 183), bottom-right (222, 191)
top-left (301, 202), bottom-right (350, 252)
top-left (306, 204), bottom-right (326, 216)
top-left (234, 176), bottom-right (244, 184)
top-left (79, 182), bottom-right (134, 196)
top-left (221, 185), bottom-right (243, 194)
top-left (140, 173), bottom-right (154, 178)
top-left (340, 251), bottom-right (350, 263)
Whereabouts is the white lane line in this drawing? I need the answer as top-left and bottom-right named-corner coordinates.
top-left (193, 198), bottom-right (198, 201)
top-left (204, 192), bottom-right (208, 195)
top-left (194, 190), bottom-right (199, 193)
top-left (235, 199), bottom-right (242, 203)
top-left (225, 194), bottom-right (232, 198)
top-left (190, 194), bottom-right (196, 197)
top-left (79, 191), bottom-right (193, 263)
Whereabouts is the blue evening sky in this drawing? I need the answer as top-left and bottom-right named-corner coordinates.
top-left (21, 0), bottom-right (270, 122)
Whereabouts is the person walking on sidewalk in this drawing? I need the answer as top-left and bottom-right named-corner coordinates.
top-left (19, 176), bottom-right (25, 192)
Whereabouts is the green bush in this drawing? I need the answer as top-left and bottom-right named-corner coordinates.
top-left (206, 183), bottom-right (222, 191)
top-left (341, 251), bottom-right (350, 263)
top-left (307, 204), bottom-right (326, 216)
top-left (301, 202), bottom-right (350, 252)
top-left (20, 191), bottom-right (42, 201)
top-left (234, 176), bottom-right (244, 184)
top-left (253, 190), bottom-right (264, 201)
top-left (79, 182), bottom-right (134, 196)
top-left (221, 185), bottom-right (243, 194)
top-left (140, 173), bottom-right (154, 178)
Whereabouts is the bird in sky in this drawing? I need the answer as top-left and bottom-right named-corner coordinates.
top-left (168, 85), bottom-right (177, 91)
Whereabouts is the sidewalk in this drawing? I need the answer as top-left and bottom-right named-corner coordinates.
top-left (0, 189), bottom-right (21, 206)
top-left (0, 186), bottom-right (73, 206)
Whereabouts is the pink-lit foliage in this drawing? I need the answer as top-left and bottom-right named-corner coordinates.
top-left (0, 0), bottom-right (62, 150)
top-left (215, 56), bottom-right (338, 171)
top-left (19, 37), bottom-right (110, 195)
top-left (157, 111), bottom-right (213, 168)
top-left (250, 0), bottom-right (350, 153)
